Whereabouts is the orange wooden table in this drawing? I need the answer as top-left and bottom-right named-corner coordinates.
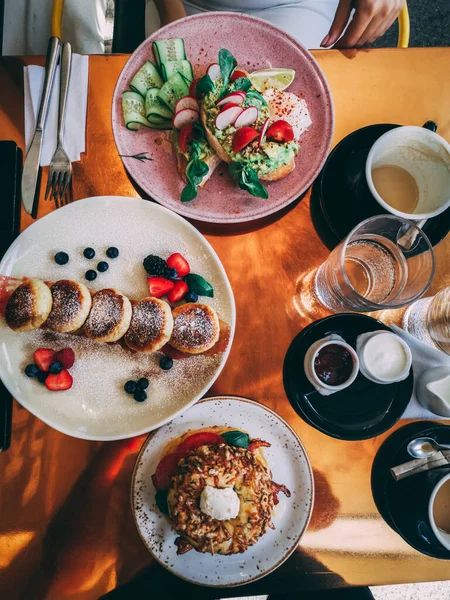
top-left (1, 49), bottom-right (450, 600)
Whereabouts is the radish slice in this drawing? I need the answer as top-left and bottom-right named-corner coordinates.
top-left (215, 105), bottom-right (243, 130)
top-left (220, 102), bottom-right (242, 112)
top-left (216, 93), bottom-right (246, 107)
top-left (258, 118), bottom-right (270, 148)
top-left (207, 63), bottom-right (221, 81)
top-left (173, 108), bottom-right (199, 129)
top-left (175, 96), bottom-right (199, 114)
top-left (234, 106), bottom-right (258, 128)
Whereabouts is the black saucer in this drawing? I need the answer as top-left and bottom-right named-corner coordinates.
top-left (283, 314), bottom-right (413, 441)
top-left (315, 124), bottom-right (450, 248)
top-left (371, 421), bottom-right (450, 559)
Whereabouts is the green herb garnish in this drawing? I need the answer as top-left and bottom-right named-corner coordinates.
top-left (221, 431), bottom-right (250, 448)
top-left (218, 48), bottom-right (237, 92)
top-left (231, 77), bottom-right (252, 92)
top-left (180, 123), bottom-right (209, 203)
top-left (155, 489), bottom-right (169, 514)
top-left (196, 73), bottom-right (215, 95)
top-left (229, 162), bottom-right (268, 199)
top-left (184, 273), bottom-right (214, 297)
top-left (245, 89), bottom-right (267, 107)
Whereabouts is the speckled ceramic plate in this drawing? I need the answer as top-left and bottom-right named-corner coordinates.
top-left (131, 396), bottom-right (314, 587)
top-left (112, 12), bottom-right (334, 224)
top-left (0, 197), bottom-right (235, 441)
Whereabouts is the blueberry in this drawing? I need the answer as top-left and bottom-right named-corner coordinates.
top-left (85, 269), bottom-right (97, 281)
top-left (185, 291), bottom-right (198, 303)
top-left (134, 389), bottom-right (147, 402)
top-left (106, 247), bottom-right (119, 259)
top-left (83, 247), bottom-right (95, 259)
top-left (25, 364), bottom-right (40, 378)
top-left (36, 370), bottom-right (48, 383)
top-left (54, 251), bottom-right (69, 265)
top-left (164, 267), bottom-right (178, 279)
top-left (49, 361), bottom-right (62, 375)
top-left (137, 377), bottom-right (149, 390)
top-left (97, 261), bottom-right (109, 273)
top-left (124, 380), bottom-right (137, 394)
top-left (159, 356), bottom-right (173, 371)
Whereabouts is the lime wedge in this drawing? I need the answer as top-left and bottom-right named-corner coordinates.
top-left (249, 68), bottom-right (296, 92)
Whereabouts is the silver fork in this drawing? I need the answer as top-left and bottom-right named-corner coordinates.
top-left (45, 42), bottom-right (72, 204)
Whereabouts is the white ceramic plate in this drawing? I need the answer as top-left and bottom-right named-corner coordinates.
top-left (0, 197), bottom-right (235, 440)
top-left (132, 396), bottom-right (314, 588)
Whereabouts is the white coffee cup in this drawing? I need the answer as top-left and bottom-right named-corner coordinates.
top-left (366, 126), bottom-right (450, 220)
top-left (428, 472), bottom-right (450, 551)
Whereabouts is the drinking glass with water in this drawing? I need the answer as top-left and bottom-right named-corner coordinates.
top-left (314, 215), bottom-right (435, 313)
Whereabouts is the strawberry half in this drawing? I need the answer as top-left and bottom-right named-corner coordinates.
top-left (148, 276), bottom-right (174, 298)
top-left (232, 126), bottom-right (259, 153)
top-left (45, 369), bottom-right (73, 392)
top-left (33, 348), bottom-right (56, 372)
top-left (54, 348), bottom-right (75, 370)
top-left (166, 253), bottom-right (190, 277)
top-left (167, 280), bottom-right (188, 303)
top-left (266, 120), bottom-right (295, 143)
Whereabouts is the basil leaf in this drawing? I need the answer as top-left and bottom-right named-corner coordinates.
top-left (246, 89), bottom-right (267, 107)
top-left (218, 48), bottom-right (237, 90)
top-left (155, 489), bottom-right (169, 514)
top-left (228, 162), bottom-right (269, 199)
top-left (232, 77), bottom-right (252, 92)
top-left (181, 181), bottom-right (198, 203)
top-left (196, 73), bottom-right (215, 94)
top-left (184, 273), bottom-right (214, 297)
top-left (221, 430), bottom-right (250, 448)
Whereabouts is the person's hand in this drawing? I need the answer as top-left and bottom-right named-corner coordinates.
top-left (321, 0), bottom-right (404, 48)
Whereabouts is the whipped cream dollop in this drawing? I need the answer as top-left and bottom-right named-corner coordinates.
top-left (200, 485), bottom-right (240, 520)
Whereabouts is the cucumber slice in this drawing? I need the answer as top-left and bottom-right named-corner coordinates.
top-left (122, 91), bottom-right (152, 130)
top-left (152, 39), bottom-right (186, 67)
top-left (145, 88), bottom-right (173, 122)
top-left (157, 72), bottom-right (189, 112)
top-left (148, 119), bottom-right (172, 130)
top-left (160, 60), bottom-right (193, 83)
top-left (130, 61), bottom-right (163, 96)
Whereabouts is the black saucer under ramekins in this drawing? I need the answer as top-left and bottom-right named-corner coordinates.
top-left (313, 124), bottom-right (450, 248)
top-left (283, 314), bottom-right (413, 441)
top-left (371, 421), bottom-right (450, 559)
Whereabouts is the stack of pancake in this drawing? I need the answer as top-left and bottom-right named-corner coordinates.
top-left (4, 279), bottom-right (220, 355)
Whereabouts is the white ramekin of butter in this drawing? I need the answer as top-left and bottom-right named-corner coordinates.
top-left (356, 331), bottom-right (412, 384)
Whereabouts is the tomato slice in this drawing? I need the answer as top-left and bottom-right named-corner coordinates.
top-left (152, 452), bottom-right (181, 490)
top-left (266, 120), bottom-right (295, 143)
top-left (177, 432), bottom-right (224, 456)
top-left (230, 69), bottom-right (248, 82)
top-left (232, 126), bottom-right (259, 153)
top-left (179, 124), bottom-right (195, 153)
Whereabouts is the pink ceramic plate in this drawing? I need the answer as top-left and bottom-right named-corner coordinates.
top-left (112, 12), bottom-right (334, 224)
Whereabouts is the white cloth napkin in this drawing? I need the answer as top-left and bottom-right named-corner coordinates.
top-left (391, 325), bottom-right (450, 419)
top-left (24, 54), bottom-right (89, 166)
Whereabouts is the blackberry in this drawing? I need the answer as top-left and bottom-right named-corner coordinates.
top-left (143, 255), bottom-right (167, 276)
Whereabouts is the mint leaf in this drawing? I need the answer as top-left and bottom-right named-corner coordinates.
top-left (232, 77), bottom-right (252, 92)
top-left (184, 273), bottom-right (214, 297)
top-left (221, 431), bottom-right (250, 448)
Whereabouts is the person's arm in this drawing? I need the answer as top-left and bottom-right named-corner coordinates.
top-left (154, 0), bottom-right (186, 26)
top-left (321, 0), bottom-right (404, 48)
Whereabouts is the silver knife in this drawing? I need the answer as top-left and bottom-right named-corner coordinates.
top-left (22, 36), bottom-right (61, 215)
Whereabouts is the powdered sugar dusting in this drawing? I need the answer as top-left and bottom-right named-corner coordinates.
top-left (46, 281), bottom-right (86, 330)
top-left (172, 305), bottom-right (216, 351)
top-left (0, 197), bottom-right (235, 439)
top-left (125, 299), bottom-right (165, 351)
top-left (84, 289), bottom-right (125, 339)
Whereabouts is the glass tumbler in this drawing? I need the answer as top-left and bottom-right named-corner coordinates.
top-left (403, 287), bottom-right (450, 354)
top-left (314, 215), bottom-right (435, 313)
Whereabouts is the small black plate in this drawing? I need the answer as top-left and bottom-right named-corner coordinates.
top-left (371, 421), bottom-right (450, 559)
top-left (283, 314), bottom-right (414, 441)
top-left (317, 124), bottom-right (450, 247)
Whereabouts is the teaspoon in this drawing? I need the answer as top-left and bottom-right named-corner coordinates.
top-left (407, 437), bottom-right (450, 459)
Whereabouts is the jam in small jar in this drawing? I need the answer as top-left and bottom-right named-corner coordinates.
top-left (314, 344), bottom-right (355, 386)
